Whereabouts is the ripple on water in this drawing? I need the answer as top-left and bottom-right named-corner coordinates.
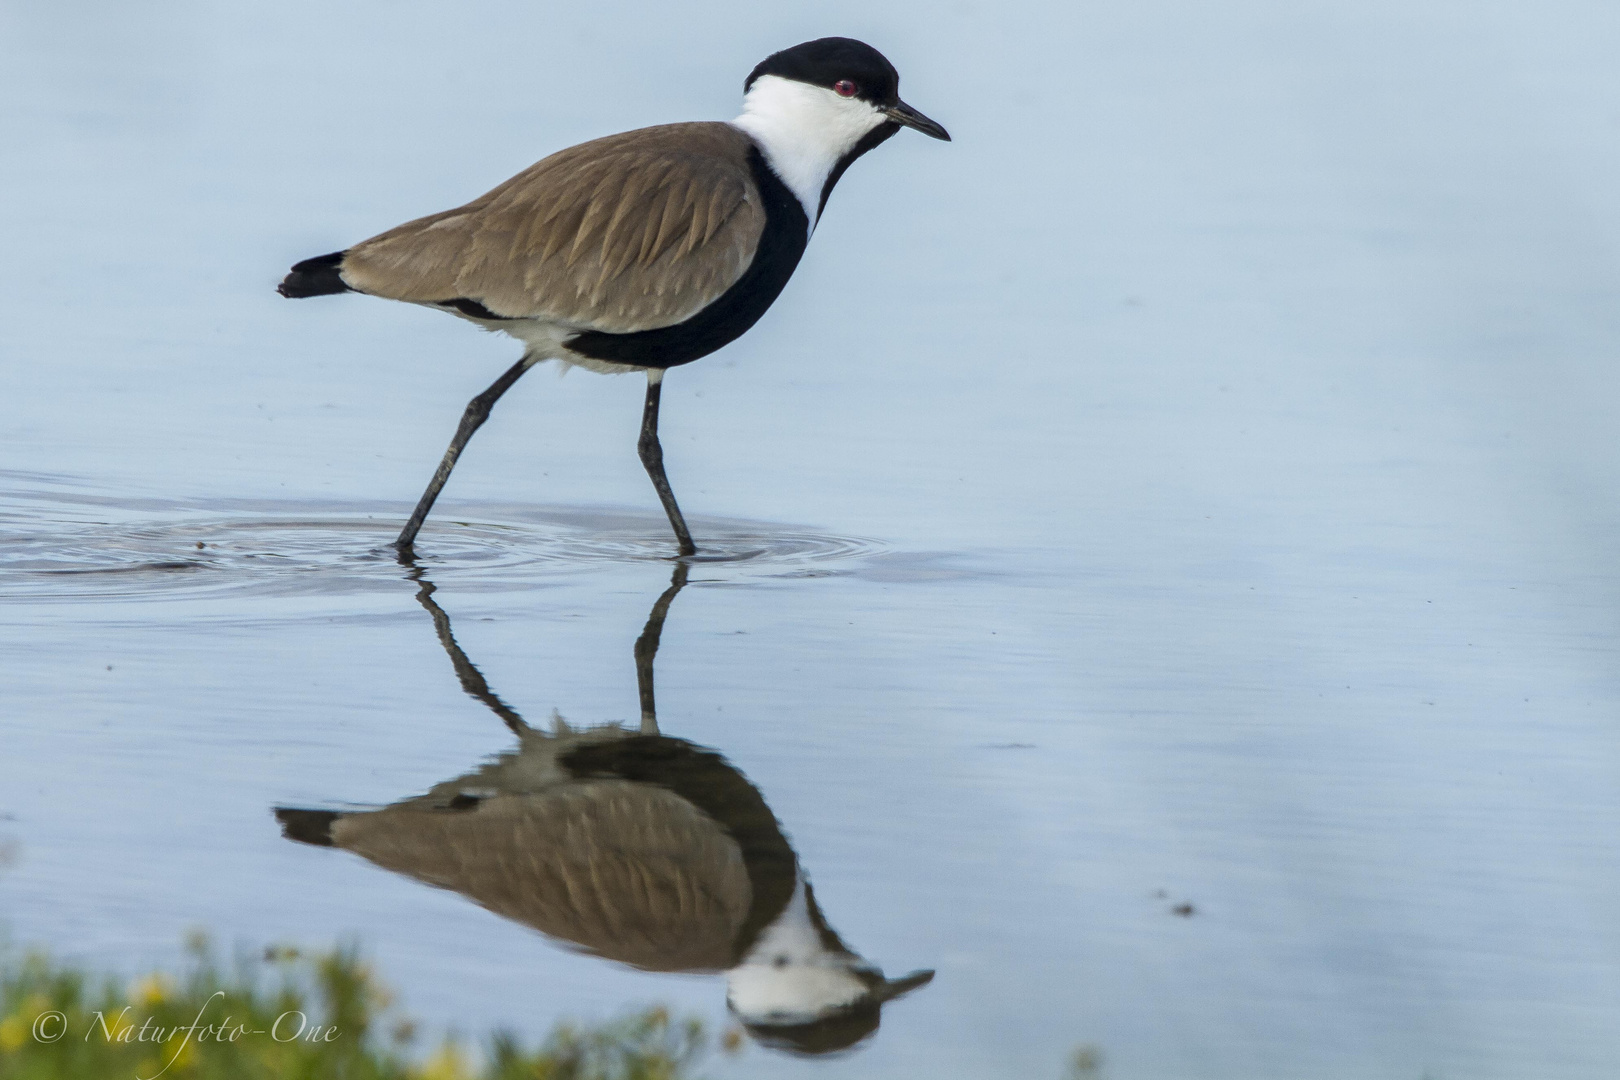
top-left (0, 494), bottom-right (889, 603)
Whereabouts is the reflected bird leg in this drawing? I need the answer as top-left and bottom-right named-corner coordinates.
top-left (408, 570), bottom-right (530, 736)
top-left (633, 562), bottom-right (690, 734)
top-left (396, 355), bottom-right (538, 552)
top-left (638, 370), bottom-right (697, 557)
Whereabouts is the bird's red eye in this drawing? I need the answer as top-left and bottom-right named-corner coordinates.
top-left (834, 80), bottom-right (858, 97)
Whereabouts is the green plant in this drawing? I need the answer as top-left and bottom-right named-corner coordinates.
top-left (0, 934), bottom-right (720, 1080)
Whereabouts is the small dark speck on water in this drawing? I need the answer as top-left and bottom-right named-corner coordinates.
top-left (1069, 1044), bottom-right (1105, 1077)
top-left (987, 742), bottom-right (1035, 750)
top-left (196, 541), bottom-right (206, 549)
top-left (1172, 902), bottom-right (1196, 917)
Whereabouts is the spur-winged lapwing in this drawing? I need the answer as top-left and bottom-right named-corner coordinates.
top-left (275, 563), bottom-right (934, 1055)
top-left (278, 37), bottom-right (949, 555)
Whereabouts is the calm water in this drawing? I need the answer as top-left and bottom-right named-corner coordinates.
top-left (4, 1), bottom-right (1620, 1077)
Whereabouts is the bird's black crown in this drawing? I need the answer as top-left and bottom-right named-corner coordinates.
top-left (745, 37), bottom-right (901, 105)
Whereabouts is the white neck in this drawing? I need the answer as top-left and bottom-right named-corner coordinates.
top-left (725, 877), bottom-right (871, 1022)
top-left (730, 75), bottom-right (888, 231)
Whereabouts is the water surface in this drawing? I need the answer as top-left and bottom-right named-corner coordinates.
top-left (4, 2), bottom-right (1620, 1077)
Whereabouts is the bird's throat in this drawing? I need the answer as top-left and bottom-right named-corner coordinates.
top-left (730, 75), bottom-right (888, 230)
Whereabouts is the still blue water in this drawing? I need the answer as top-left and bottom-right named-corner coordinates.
top-left (4, 2), bottom-right (1620, 1077)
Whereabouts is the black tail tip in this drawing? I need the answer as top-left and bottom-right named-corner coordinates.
top-left (278, 251), bottom-right (352, 298)
top-left (275, 807), bottom-right (340, 847)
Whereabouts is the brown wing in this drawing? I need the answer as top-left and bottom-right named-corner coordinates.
top-left (331, 781), bottom-right (753, 972)
top-left (339, 122), bottom-right (764, 334)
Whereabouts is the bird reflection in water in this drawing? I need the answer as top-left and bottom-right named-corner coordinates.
top-left (274, 562), bottom-right (932, 1056)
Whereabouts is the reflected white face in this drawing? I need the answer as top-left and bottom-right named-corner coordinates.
top-left (724, 877), bottom-right (874, 1023)
top-left (727, 961), bottom-right (871, 1024)
top-left (731, 74), bottom-right (890, 230)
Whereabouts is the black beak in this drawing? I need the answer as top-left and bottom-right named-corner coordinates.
top-left (884, 100), bottom-right (951, 141)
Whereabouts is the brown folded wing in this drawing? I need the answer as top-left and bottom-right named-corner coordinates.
top-left (331, 780), bottom-right (752, 972)
top-left (340, 122), bottom-right (764, 334)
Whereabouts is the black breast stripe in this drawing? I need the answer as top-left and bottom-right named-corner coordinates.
top-left (566, 146), bottom-right (811, 369)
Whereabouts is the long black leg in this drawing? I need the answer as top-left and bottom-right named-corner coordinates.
top-left (633, 562), bottom-right (690, 734)
top-left (396, 356), bottom-right (534, 552)
top-left (402, 555), bottom-right (687, 739)
top-left (403, 566), bottom-right (530, 736)
top-left (637, 371), bottom-right (696, 557)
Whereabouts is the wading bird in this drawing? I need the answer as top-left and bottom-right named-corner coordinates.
top-left (278, 37), bottom-right (949, 555)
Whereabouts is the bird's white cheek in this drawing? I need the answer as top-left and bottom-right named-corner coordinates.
top-left (732, 76), bottom-right (888, 228)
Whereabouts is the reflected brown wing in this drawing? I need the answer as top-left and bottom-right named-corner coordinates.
top-left (340, 122), bottom-right (764, 334)
top-left (331, 780), bottom-right (752, 972)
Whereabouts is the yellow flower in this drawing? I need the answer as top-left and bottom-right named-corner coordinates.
top-left (2, 992), bottom-right (54, 1051)
top-left (136, 1037), bottom-right (198, 1079)
top-left (414, 1041), bottom-right (472, 1080)
top-left (131, 974), bottom-right (173, 1009)
top-left (0, 1014), bottom-right (29, 1053)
